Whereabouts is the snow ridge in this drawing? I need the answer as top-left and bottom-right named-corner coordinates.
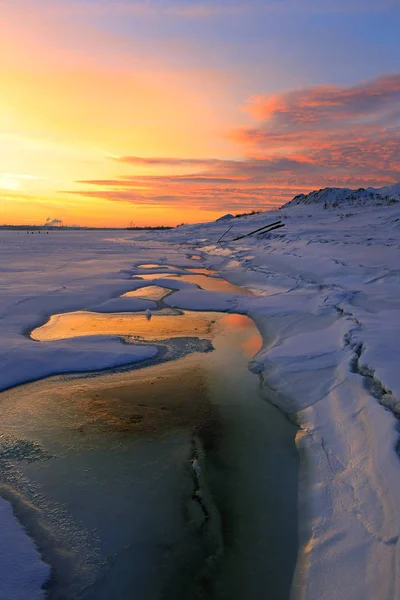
top-left (284, 182), bottom-right (400, 209)
top-left (159, 198), bottom-right (400, 600)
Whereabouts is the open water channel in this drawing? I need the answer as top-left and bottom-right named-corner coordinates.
top-left (0, 262), bottom-right (298, 599)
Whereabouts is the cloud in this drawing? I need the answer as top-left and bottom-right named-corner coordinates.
top-left (65, 74), bottom-right (400, 214)
top-left (114, 157), bottom-right (224, 168)
top-left (113, 156), bottom-right (311, 174)
top-left (232, 74), bottom-right (400, 181)
top-left (65, 155), bottom-right (326, 212)
top-left (242, 74), bottom-right (400, 128)
top-left (64, 188), bottom-right (288, 212)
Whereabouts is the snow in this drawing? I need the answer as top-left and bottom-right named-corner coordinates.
top-left (373, 181), bottom-right (400, 197)
top-left (158, 193), bottom-right (400, 599)
top-left (0, 231), bottom-right (202, 597)
top-left (284, 181), bottom-right (400, 208)
top-left (0, 500), bottom-right (50, 600)
top-left (1, 185), bottom-right (400, 599)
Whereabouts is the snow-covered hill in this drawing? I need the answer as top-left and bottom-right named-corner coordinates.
top-left (283, 181), bottom-right (400, 209)
top-left (374, 181), bottom-right (400, 197)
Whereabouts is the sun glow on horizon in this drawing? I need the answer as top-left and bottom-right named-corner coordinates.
top-left (1, 1), bottom-right (399, 226)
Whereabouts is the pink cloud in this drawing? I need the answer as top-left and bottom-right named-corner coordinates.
top-left (232, 74), bottom-right (400, 182)
top-left (65, 75), bottom-right (400, 214)
top-left (243, 74), bottom-right (400, 126)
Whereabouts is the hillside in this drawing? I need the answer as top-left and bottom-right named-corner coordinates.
top-left (283, 182), bottom-right (400, 209)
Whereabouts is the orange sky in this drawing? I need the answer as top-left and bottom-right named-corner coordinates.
top-left (1, 2), bottom-right (244, 226)
top-left (1, 1), bottom-right (399, 227)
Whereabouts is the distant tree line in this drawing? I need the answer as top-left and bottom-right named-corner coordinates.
top-left (234, 210), bottom-right (262, 218)
top-left (125, 225), bottom-right (174, 230)
top-left (1, 225), bottom-right (174, 231)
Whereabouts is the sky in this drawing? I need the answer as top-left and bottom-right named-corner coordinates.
top-left (1, 0), bottom-right (400, 226)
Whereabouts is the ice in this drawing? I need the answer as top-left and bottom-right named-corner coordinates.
top-left (2, 187), bottom-right (400, 599)
top-left (0, 232), bottom-right (200, 597)
top-left (158, 194), bottom-right (400, 599)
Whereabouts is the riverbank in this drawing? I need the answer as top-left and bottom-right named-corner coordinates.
top-left (162, 201), bottom-right (400, 600)
top-left (2, 198), bottom-right (400, 600)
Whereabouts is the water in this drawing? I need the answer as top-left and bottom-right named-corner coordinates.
top-left (31, 310), bottom-right (223, 342)
top-left (0, 264), bottom-right (298, 599)
top-left (133, 272), bottom-right (253, 295)
top-left (136, 264), bottom-right (180, 270)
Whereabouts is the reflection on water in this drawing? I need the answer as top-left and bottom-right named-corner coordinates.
top-left (176, 274), bottom-right (252, 294)
top-left (185, 268), bottom-right (218, 275)
top-left (2, 271), bottom-right (297, 600)
top-left (134, 273), bottom-right (178, 280)
top-left (135, 272), bottom-right (253, 295)
top-left (31, 310), bottom-right (224, 342)
top-left (122, 285), bottom-right (172, 301)
top-left (136, 264), bottom-right (179, 270)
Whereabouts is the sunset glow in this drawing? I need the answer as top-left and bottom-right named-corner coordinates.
top-left (1, 0), bottom-right (399, 226)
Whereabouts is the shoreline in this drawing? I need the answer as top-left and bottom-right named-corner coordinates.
top-left (0, 308), bottom-right (299, 599)
top-left (188, 209), bottom-right (400, 600)
top-left (2, 206), bottom-right (400, 599)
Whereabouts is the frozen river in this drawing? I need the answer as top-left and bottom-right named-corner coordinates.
top-left (0, 249), bottom-right (298, 599)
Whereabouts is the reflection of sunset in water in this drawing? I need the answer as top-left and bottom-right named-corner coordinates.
top-left (32, 310), bottom-right (224, 342)
top-left (1, 277), bottom-right (297, 600)
top-left (220, 314), bottom-right (262, 357)
top-left (134, 273), bottom-right (177, 280)
top-left (32, 309), bottom-right (261, 358)
top-left (136, 264), bottom-right (178, 270)
top-left (223, 313), bottom-right (249, 329)
top-left (123, 286), bottom-right (171, 301)
top-left (240, 334), bottom-right (262, 358)
top-left (135, 272), bottom-right (253, 294)
top-left (186, 268), bottom-right (218, 275)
